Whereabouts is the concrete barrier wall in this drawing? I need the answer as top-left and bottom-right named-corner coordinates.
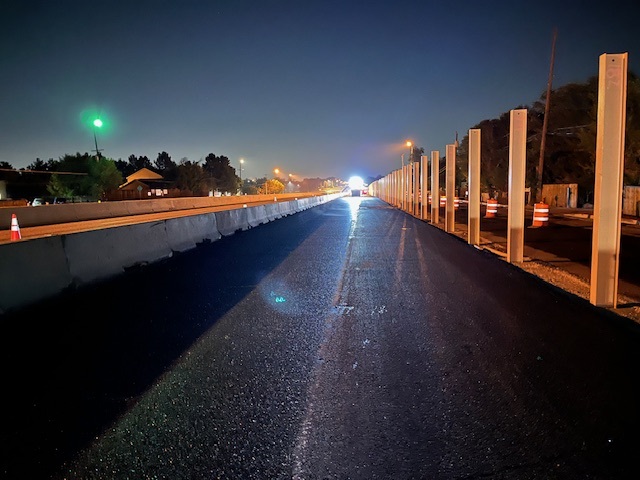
top-left (0, 194), bottom-right (345, 314)
top-left (164, 214), bottom-right (221, 251)
top-left (214, 208), bottom-right (250, 236)
top-left (0, 237), bottom-right (73, 312)
top-left (246, 205), bottom-right (269, 227)
top-left (0, 192), bottom-right (325, 229)
top-left (64, 222), bottom-right (175, 285)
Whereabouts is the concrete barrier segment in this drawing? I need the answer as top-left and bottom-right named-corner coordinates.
top-left (246, 205), bottom-right (270, 227)
top-left (64, 222), bottom-right (173, 286)
top-left (278, 201), bottom-right (293, 216)
top-left (0, 237), bottom-right (73, 314)
top-left (298, 198), bottom-right (311, 210)
top-left (164, 213), bottom-right (221, 252)
top-left (214, 208), bottom-right (250, 236)
top-left (264, 203), bottom-right (282, 221)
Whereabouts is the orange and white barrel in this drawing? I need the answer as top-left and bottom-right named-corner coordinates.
top-left (454, 197), bottom-right (460, 210)
top-left (484, 199), bottom-right (498, 218)
top-left (440, 196), bottom-right (446, 207)
top-left (532, 202), bottom-right (549, 227)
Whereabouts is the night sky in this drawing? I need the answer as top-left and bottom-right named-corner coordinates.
top-left (1, 0), bottom-right (639, 181)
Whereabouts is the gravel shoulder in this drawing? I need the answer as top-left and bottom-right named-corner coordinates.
top-left (467, 233), bottom-right (640, 325)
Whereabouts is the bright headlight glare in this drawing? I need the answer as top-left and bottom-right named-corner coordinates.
top-left (348, 176), bottom-right (364, 190)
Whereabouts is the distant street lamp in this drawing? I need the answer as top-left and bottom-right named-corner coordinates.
top-left (239, 158), bottom-right (244, 188)
top-left (401, 140), bottom-right (413, 167)
top-left (92, 118), bottom-right (103, 160)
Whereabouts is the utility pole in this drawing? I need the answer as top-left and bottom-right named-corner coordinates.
top-left (536, 27), bottom-right (558, 203)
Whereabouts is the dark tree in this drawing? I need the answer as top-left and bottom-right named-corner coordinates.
top-left (155, 151), bottom-right (177, 180)
top-left (203, 153), bottom-right (240, 194)
top-left (44, 153), bottom-right (122, 200)
top-left (175, 159), bottom-right (207, 196)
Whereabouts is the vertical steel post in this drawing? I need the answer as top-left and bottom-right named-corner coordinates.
top-left (431, 150), bottom-right (439, 224)
top-left (445, 144), bottom-right (456, 233)
top-left (421, 155), bottom-right (429, 220)
top-left (468, 129), bottom-right (481, 245)
top-left (396, 169), bottom-right (400, 208)
top-left (400, 165), bottom-right (405, 210)
top-left (507, 109), bottom-right (527, 263)
top-left (405, 164), bottom-right (410, 213)
top-left (407, 163), bottom-right (414, 215)
top-left (590, 53), bottom-right (628, 308)
top-left (413, 161), bottom-right (420, 216)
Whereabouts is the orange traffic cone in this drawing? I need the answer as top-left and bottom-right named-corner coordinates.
top-left (10, 213), bottom-right (21, 241)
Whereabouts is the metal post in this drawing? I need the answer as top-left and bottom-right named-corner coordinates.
top-left (407, 163), bottom-right (413, 214)
top-left (421, 155), bottom-right (428, 220)
top-left (413, 161), bottom-right (420, 216)
top-left (507, 109), bottom-right (527, 263)
top-left (402, 165), bottom-right (408, 212)
top-left (400, 163), bottom-right (405, 210)
top-left (445, 144), bottom-right (456, 233)
top-left (431, 150), bottom-right (439, 224)
top-left (468, 129), bottom-right (481, 245)
top-left (590, 53), bottom-right (628, 308)
top-left (92, 128), bottom-right (102, 161)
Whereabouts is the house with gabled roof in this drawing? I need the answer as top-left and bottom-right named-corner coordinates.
top-left (112, 167), bottom-right (177, 200)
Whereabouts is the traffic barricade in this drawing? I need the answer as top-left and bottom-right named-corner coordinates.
top-left (485, 199), bottom-right (498, 218)
top-left (532, 202), bottom-right (549, 227)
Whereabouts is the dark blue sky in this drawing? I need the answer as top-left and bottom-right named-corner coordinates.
top-left (1, 0), bottom-right (639, 181)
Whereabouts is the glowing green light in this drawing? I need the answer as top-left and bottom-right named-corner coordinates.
top-left (93, 119), bottom-right (103, 128)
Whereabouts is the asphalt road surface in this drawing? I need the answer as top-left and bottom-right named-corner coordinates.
top-left (1, 197), bottom-right (640, 479)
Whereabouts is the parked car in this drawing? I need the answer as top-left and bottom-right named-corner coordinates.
top-left (30, 196), bottom-right (68, 206)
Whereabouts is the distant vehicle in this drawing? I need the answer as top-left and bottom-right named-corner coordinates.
top-left (348, 176), bottom-right (365, 196)
top-left (31, 196), bottom-right (68, 206)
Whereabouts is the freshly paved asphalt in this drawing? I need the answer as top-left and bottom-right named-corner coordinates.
top-left (2, 197), bottom-right (640, 479)
top-left (438, 203), bottom-right (640, 303)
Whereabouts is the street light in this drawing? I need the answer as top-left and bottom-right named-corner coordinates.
top-left (239, 158), bottom-right (244, 190)
top-left (93, 118), bottom-right (103, 160)
top-left (401, 140), bottom-right (413, 167)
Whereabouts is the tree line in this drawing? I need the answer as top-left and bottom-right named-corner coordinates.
top-left (453, 71), bottom-right (640, 205)
top-left (0, 152), bottom-right (339, 201)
